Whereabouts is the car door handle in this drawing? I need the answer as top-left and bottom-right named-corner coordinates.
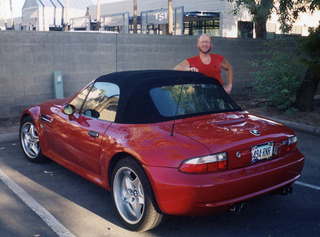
top-left (40, 114), bottom-right (53, 123)
top-left (88, 130), bottom-right (99, 138)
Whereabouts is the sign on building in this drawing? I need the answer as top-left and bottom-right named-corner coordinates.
top-left (141, 7), bottom-right (184, 35)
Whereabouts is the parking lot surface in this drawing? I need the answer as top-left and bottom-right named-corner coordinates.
top-left (0, 131), bottom-right (319, 237)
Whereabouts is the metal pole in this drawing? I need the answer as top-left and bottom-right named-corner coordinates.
top-left (56, 0), bottom-right (64, 26)
top-left (9, 0), bottom-right (14, 28)
top-left (65, 0), bottom-right (69, 26)
top-left (168, 0), bottom-right (174, 35)
top-left (96, 0), bottom-right (101, 22)
top-left (133, 0), bottom-right (138, 33)
top-left (0, 2), bottom-right (3, 23)
top-left (42, 2), bottom-right (45, 31)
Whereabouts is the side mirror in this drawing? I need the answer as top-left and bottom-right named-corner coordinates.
top-left (83, 109), bottom-right (100, 119)
top-left (63, 104), bottom-right (76, 115)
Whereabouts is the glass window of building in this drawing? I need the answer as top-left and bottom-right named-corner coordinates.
top-left (184, 12), bottom-right (220, 36)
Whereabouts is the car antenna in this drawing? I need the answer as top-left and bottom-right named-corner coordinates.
top-left (170, 85), bottom-right (184, 136)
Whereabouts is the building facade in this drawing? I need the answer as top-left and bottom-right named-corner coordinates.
top-left (85, 0), bottom-right (319, 38)
top-left (2, 0), bottom-right (318, 36)
top-left (21, 0), bottom-right (93, 31)
top-left (86, 0), bottom-right (248, 37)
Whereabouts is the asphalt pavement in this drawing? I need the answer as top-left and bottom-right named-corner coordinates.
top-left (0, 131), bottom-right (319, 237)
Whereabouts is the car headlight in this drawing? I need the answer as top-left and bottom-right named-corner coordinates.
top-left (179, 152), bottom-right (227, 174)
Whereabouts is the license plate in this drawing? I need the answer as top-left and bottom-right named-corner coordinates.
top-left (251, 142), bottom-right (273, 161)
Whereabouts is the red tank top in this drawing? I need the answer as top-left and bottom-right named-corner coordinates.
top-left (187, 54), bottom-right (224, 84)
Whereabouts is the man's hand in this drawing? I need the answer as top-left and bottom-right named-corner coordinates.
top-left (174, 60), bottom-right (198, 72)
top-left (223, 84), bottom-right (232, 94)
top-left (189, 67), bottom-right (199, 72)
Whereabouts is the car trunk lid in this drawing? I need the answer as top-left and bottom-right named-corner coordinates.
top-left (173, 111), bottom-right (293, 169)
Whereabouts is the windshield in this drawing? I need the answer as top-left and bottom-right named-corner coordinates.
top-left (150, 83), bottom-right (241, 118)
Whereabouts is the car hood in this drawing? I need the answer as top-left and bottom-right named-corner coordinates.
top-left (173, 111), bottom-right (295, 169)
top-left (41, 98), bottom-right (69, 108)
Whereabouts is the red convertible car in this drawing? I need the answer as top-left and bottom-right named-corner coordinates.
top-left (20, 70), bottom-right (304, 231)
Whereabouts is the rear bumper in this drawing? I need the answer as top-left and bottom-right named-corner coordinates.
top-left (145, 150), bottom-right (304, 216)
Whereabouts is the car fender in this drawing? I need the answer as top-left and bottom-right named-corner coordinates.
top-left (20, 106), bottom-right (46, 144)
top-left (20, 106), bottom-right (41, 127)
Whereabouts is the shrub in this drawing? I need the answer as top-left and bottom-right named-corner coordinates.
top-left (251, 45), bottom-right (306, 111)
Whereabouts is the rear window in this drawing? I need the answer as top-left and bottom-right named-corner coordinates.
top-left (150, 83), bottom-right (240, 117)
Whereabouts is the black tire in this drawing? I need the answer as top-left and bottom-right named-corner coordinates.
top-left (19, 116), bottom-right (47, 163)
top-left (111, 157), bottom-right (163, 232)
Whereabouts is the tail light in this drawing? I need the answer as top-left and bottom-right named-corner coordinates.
top-left (286, 135), bottom-right (298, 145)
top-left (179, 152), bottom-right (227, 174)
top-left (276, 135), bottom-right (298, 156)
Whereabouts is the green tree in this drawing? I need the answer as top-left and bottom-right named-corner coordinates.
top-left (229, 0), bottom-right (316, 39)
top-left (230, 0), bottom-right (273, 39)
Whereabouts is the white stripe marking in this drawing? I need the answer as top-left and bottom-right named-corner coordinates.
top-left (0, 168), bottom-right (76, 237)
top-left (295, 181), bottom-right (320, 191)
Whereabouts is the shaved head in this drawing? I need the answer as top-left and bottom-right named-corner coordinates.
top-left (197, 34), bottom-right (212, 54)
top-left (197, 34), bottom-right (212, 44)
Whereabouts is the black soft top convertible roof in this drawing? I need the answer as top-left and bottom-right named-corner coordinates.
top-left (95, 70), bottom-right (238, 124)
top-left (96, 70), bottom-right (216, 89)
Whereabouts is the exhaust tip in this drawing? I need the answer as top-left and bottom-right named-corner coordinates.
top-left (280, 186), bottom-right (293, 195)
top-left (229, 202), bottom-right (247, 213)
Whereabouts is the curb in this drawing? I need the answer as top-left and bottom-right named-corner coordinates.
top-left (0, 118), bottom-right (319, 144)
top-left (267, 117), bottom-right (320, 136)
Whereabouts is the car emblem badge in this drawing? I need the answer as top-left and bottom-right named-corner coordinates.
top-left (250, 129), bottom-right (261, 136)
top-left (236, 152), bottom-right (242, 159)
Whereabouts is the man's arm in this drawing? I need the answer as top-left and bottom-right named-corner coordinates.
top-left (221, 58), bottom-right (233, 94)
top-left (174, 60), bottom-right (190, 71)
top-left (174, 60), bottom-right (198, 72)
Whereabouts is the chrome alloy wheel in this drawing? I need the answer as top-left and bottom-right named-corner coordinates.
top-left (113, 167), bottom-right (145, 225)
top-left (20, 122), bottom-right (40, 159)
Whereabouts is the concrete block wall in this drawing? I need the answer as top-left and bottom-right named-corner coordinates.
top-left (116, 34), bottom-right (198, 71)
top-left (0, 31), bottom-right (292, 119)
top-left (0, 31), bottom-right (118, 119)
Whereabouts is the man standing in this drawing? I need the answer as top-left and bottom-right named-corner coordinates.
top-left (174, 34), bottom-right (233, 94)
